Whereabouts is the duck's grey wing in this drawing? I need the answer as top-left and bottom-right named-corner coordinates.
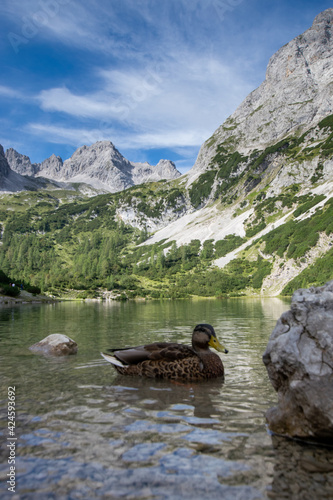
top-left (107, 342), bottom-right (195, 365)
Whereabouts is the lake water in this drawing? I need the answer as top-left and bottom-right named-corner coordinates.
top-left (1, 298), bottom-right (333, 499)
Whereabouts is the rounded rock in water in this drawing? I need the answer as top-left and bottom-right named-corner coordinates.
top-left (29, 334), bottom-right (78, 356)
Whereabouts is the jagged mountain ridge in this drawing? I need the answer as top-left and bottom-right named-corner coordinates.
top-left (4, 141), bottom-right (181, 193)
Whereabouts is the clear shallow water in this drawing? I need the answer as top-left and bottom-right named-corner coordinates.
top-left (1, 298), bottom-right (333, 499)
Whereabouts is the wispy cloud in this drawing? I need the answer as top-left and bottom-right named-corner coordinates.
top-left (4, 0), bottom-right (164, 57)
top-left (27, 123), bottom-right (108, 147)
top-left (27, 122), bottom-right (211, 151)
top-left (0, 85), bottom-right (26, 99)
top-left (35, 53), bottom-right (253, 152)
top-left (38, 87), bottom-right (118, 119)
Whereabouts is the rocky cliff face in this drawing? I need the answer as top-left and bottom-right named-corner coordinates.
top-left (0, 146), bottom-right (53, 192)
top-left (5, 141), bottom-right (181, 193)
top-left (5, 148), bottom-right (39, 176)
top-left (189, 8), bottom-right (333, 180)
top-left (0, 145), bottom-right (10, 180)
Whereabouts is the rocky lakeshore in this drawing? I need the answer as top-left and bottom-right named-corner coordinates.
top-left (0, 290), bottom-right (58, 305)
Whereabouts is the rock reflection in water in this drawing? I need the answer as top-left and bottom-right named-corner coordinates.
top-left (268, 436), bottom-right (333, 499)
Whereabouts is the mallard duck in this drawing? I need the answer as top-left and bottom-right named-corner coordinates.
top-left (101, 324), bottom-right (228, 381)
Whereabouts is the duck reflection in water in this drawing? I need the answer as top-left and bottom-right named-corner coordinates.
top-left (106, 374), bottom-right (226, 421)
top-left (101, 324), bottom-right (228, 381)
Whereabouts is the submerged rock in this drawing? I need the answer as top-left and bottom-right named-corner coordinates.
top-left (29, 334), bottom-right (78, 356)
top-left (263, 280), bottom-right (333, 442)
top-left (269, 435), bottom-right (333, 498)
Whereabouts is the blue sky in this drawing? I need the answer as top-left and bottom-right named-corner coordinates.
top-left (1, 0), bottom-right (332, 173)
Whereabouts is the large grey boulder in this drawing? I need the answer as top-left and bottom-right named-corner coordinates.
top-left (263, 280), bottom-right (333, 442)
top-left (29, 334), bottom-right (78, 356)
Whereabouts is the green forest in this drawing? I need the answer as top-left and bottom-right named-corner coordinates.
top-left (0, 189), bottom-right (266, 299)
top-left (0, 181), bottom-right (333, 300)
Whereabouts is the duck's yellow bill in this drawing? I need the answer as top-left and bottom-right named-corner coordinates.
top-left (209, 336), bottom-right (228, 354)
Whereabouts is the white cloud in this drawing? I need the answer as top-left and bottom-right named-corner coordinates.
top-left (38, 87), bottom-right (118, 118)
top-left (35, 53), bottom-right (252, 151)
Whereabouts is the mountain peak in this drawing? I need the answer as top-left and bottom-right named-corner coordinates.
top-left (190, 9), bottom-right (333, 178)
top-left (312, 7), bottom-right (333, 27)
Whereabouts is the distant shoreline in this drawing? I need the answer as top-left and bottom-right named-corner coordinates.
top-left (0, 291), bottom-right (59, 306)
